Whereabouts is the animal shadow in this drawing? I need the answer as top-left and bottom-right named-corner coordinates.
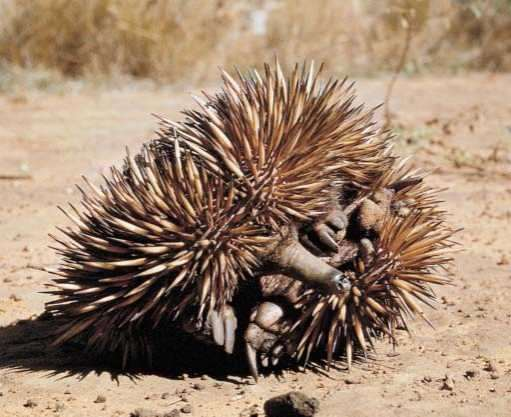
top-left (0, 314), bottom-right (250, 383)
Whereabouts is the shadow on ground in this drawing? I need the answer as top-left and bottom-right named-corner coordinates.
top-left (0, 315), bottom-right (252, 384)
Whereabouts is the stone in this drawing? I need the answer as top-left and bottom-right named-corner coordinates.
top-left (264, 391), bottom-right (319, 417)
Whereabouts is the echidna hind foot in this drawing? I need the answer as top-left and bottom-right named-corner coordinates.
top-left (242, 163), bottom-right (457, 378)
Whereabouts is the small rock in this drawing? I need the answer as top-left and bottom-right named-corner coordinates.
top-left (422, 376), bottom-right (432, 383)
top-left (9, 294), bottom-right (21, 302)
top-left (484, 360), bottom-right (498, 373)
top-left (130, 409), bottom-right (161, 417)
top-left (24, 399), bottom-right (38, 408)
top-left (264, 391), bottom-right (319, 417)
top-left (3, 277), bottom-right (12, 283)
top-left (94, 395), bottom-right (106, 403)
top-left (180, 404), bottom-right (193, 414)
top-left (239, 404), bottom-right (260, 417)
top-left (497, 254), bottom-right (509, 265)
top-left (161, 392), bottom-right (171, 399)
top-left (344, 378), bottom-right (361, 385)
top-left (464, 369), bottom-right (479, 379)
top-left (54, 402), bottom-right (66, 412)
top-left (440, 374), bottom-right (455, 391)
top-left (163, 410), bottom-right (180, 417)
top-left (490, 372), bottom-right (499, 380)
top-left (192, 383), bottom-right (205, 391)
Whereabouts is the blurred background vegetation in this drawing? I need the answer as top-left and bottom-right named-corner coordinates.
top-left (0, 0), bottom-right (510, 88)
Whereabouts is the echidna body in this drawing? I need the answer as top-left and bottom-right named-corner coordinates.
top-left (46, 63), bottom-right (395, 364)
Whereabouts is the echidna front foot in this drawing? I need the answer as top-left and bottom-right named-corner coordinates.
top-left (182, 304), bottom-right (238, 354)
top-left (302, 204), bottom-right (348, 254)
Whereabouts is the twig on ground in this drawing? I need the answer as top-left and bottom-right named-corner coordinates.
top-left (0, 174), bottom-right (33, 180)
top-left (383, 13), bottom-right (415, 130)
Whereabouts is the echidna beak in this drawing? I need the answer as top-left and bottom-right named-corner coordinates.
top-left (333, 273), bottom-right (352, 292)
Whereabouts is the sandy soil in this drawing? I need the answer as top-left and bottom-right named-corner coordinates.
top-left (1, 74), bottom-right (511, 417)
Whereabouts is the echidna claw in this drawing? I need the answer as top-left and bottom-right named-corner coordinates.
top-left (210, 310), bottom-right (225, 347)
top-left (327, 212), bottom-right (348, 231)
top-left (224, 310), bottom-right (237, 354)
top-left (246, 342), bottom-right (259, 381)
top-left (314, 224), bottom-right (338, 251)
top-left (206, 305), bottom-right (238, 354)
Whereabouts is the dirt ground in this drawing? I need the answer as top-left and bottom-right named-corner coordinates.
top-left (1, 74), bottom-right (511, 417)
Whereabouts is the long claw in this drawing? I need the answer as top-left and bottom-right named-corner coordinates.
top-left (326, 210), bottom-right (347, 231)
top-left (300, 232), bottom-right (323, 255)
top-left (246, 342), bottom-right (259, 381)
top-left (210, 310), bottom-right (225, 347)
top-left (261, 356), bottom-right (269, 368)
top-left (359, 238), bottom-right (375, 265)
top-left (224, 310), bottom-right (237, 354)
top-left (315, 225), bottom-right (338, 251)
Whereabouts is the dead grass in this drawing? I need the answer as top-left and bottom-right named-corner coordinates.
top-left (0, 0), bottom-right (510, 86)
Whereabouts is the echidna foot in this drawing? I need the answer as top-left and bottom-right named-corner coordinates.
top-left (182, 304), bottom-right (238, 354)
top-left (301, 205), bottom-right (348, 254)
top-left (244, 301), bottom-right (294, 380)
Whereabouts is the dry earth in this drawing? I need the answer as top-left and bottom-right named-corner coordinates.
top-left (1, 74), bottom-right (511, 417)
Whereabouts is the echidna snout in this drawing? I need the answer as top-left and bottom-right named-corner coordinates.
top-left (333, 274), bottom-right (352, 292)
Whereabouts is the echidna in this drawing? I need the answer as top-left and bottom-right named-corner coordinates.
top-left (45, 62), bottom-right (397, 368)
top-left (243, 160), bottom-right (458, 378)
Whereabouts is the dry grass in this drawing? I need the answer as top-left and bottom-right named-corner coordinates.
top-left (0, 0), bottom-right (510, 86)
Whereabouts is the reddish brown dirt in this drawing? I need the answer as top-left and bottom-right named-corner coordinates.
top-left (1, 74), bottom-right (511, 417)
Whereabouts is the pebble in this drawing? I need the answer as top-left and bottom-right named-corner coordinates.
top-left (161, 392), bottom-right (171, 399)
top-left (440, 374), bottom-right (455, 391)
top-left (163, 410), bottom-right (180, 417)
top-left (484, 360), bottom-right (498, 373)
top-left (192, 383), bottom-right (205, 391)
top-left (54, 402), bottom-right (66, 412)
top-left (464, 369), bottom-right (479, 379)
top-left (130, 408), bottom-right (160, 417)
top-left (180, 404), bottom-right (193, 414)
top-left (264, 391), bottom-right (319, 417)
top-left (239, 404), bottom-right (260, 417)
top-left (9, 294), bottom-right (21, 302)
top-left (94, 395), bottom-right (106, 403)
top-left (490, 372), bottom-right (499, 380)
top-left (344, 378), bottom-right (362, 385)
top-left (23, 399), bottom-right (37, 408)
